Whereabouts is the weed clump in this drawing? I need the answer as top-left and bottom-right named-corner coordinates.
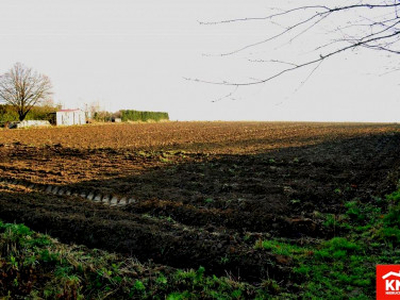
top-left (0, 221), bottom-right (268, 299)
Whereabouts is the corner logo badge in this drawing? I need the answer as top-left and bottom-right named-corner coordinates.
top-left (377, 265), bottom-right (400, 299)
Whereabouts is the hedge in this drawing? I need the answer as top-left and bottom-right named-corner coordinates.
top-left (0, 104), bottom-right (57, 125)
top-left (120, 110), bottom-right (169, 122)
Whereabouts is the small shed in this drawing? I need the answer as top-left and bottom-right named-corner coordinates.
top-left (56, 109), bottom-right (86, 126)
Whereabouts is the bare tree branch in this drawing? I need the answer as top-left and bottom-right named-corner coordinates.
top-left (211, 86), bottom-right (239, 103)
top-left (247, 59), bottom-right (299, 67)
top-left (194, 1), bottom-right (400, 87)
top-left (189, 30), bottom-right (400, 86)
top-left (200, 3), bottom-right (400, 26)
top-left (215, 12), bottom-right (327, 57)
top-left (294, 59), bottom-right (325, 93)
top-left (198, 6), bottom-right (331, 25)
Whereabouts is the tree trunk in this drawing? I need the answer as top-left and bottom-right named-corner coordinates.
top-left (19, 112), bottom-right (28, 121)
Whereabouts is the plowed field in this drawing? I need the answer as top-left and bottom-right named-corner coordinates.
top-left (1, 121), bottom-right (400, 287)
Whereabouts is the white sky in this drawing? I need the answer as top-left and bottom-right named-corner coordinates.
top-left (1, 0), bottom-right (399, 122)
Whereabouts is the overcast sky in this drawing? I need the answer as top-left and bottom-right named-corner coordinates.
top-left (1, 0), bottom-right (399, 122)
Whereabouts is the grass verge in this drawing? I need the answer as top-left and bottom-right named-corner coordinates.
top-left (1, 187), bottom-right (400, 298)
top-left (255, 186), bottom-right (400, 299)
top-left (0, 220), bottom-right (268, 299)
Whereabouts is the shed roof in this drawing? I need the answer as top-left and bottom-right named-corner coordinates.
top-left (57, 109), bottom-right (81, 112)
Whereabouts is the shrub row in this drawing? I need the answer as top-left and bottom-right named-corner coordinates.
top-left (0, 104), bottom-right (58, 124)
top-left (120, 110), bottom-right (169, 122)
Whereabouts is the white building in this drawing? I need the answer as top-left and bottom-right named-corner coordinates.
top-left (56, 109), bottom-right (86, 126)
top-left (9, 120), bottom-right (51, 129)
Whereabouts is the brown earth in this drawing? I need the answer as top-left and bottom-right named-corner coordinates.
top-left (0, 122), bottom-right (399, 283)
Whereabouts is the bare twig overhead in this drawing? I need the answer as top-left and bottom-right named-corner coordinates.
top-left (193, 1), bottom-right (400, 86)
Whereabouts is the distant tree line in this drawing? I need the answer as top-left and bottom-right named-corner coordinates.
top-left (91, 110), bottom-right (116, 122)
top-left (90, 110), bottom-right (169, 122)
top-left (1, 104), bottom-right (170, 125)
top-left (120, 110), bottom-right (169, 122)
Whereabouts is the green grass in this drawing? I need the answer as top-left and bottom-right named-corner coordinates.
top-left (0, 220), bottom-right (268, 299)
top-left (1, 186), bottom-right (400, 298)
top-left (253, 187), bottom-right (400, 299)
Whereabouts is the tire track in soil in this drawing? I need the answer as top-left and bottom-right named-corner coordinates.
top-left (0, 183), bottom-right (294, 284)
top-left (0, 178), bottom-right (327, 239)
top-left (0, 178), bottom-right (135, 206)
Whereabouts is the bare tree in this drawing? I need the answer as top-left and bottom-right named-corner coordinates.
top-left (196, 1), bottom-right (400, 86)
top-left (0, 63), bottom-right (53, 121)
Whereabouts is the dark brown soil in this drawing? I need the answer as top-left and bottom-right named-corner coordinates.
top-left (0, 122), bottom-right (399, 283)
